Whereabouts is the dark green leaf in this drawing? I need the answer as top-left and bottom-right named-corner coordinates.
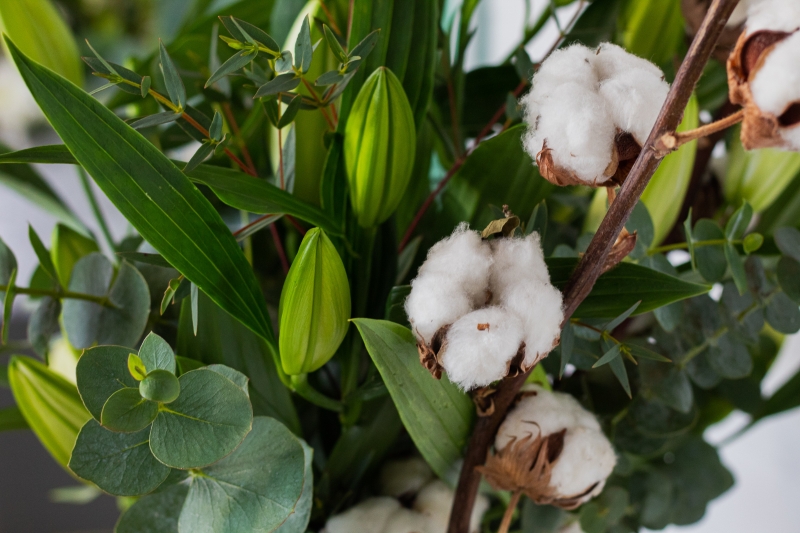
top-left (139, 332), bottom-right (177, 374)
top-left (625, 202), bottom-right (654, 259)
top-left (62, 254), bottom-right (149, 349)
top-left (159, 41), bottom-right (186, 109)
top-left (693, 219), bottom-right (726, 282)
top-left (725, 202), bottom-right (753, 240)
top-left (101, 388), bottom-right (158, 432)
top-left (209, 112), bottom-right (223, 142)
top-left (350, 29), bottom-right (381, 61)
top-left (141, 76), bottom-right (151, 97)
top-left (221, 17), bottom-right (280, 53)
top-left (323, 25), bottom-right (348, 63)
top-left (183, 143), bottom-right (215, 173)
top-left (294, 16), bottom-right (313, 73)
top-left (628, 342), bottom-right (672, 363)
top-left (777, 256), bottom-right (800, 302)
top-left (605, 301), bottom-right (641, 332)
top-left (1, 268), bottom-right (16, 343)
top-left (275, 50), bottom-right (293, 73)
top-left (559, 322), bottom-right (574, 378)
top-left (140, 370), bottom-right (181, 404)
top-left (0, 143), bottom-right (76, 165)
top-left (116, 252), bottom-right (173, 269)
top-left (277, 94), bottom-right (303, 129)
top-left (765, 292), bottom-right (800, 333)
top-left (69, 419), bottom-right (169, 496)
top-left (149, 368), bottom-right (252, 468)
top-left (130, 111), bottom-right (181, 130)
top-left (725, 242), bottom-right (748, 295)
top-left (0, 406), bottom-right (28, 432)
top-left (186, 164), bottom-right (339, 234)
top-left (353, 319), bottom-right (474, 479)
top-left (115, 479), bottom-right (188, 533)
top-left (547, 258), bottom-right (709, 318)
top-left (254, 72), bottom-right (301, 98)
top-left (707, 333), bottom-right (752, 379)
top-left (177, 417), bottom-right (309, 532)
top-left (526, 200), bottom-right (548, 240)
top-left (206, 49), bottom-right (256, 88)
top-left (316, 70), bottom-right (344, 86)
top-left (176, 356), bottom-right (205, 375)
top-left (6, 40), bottom-right (274, 343)
top-left (51, 224), bottom-right (98, 288)
top-left (775, 227), bottom-right (800, 262)
top-left (609, 355), bottom-right (632, 398)
top-left (76, 345), bottom-right (140, 421)
top-left (27, 296), bottom-right (61, 356)
top-left (593, 344), bottom-right (622, 368)
top-left (28, 225), bottom-right (58, 282)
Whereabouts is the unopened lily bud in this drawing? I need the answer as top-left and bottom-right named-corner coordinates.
top-left (479, 385), bottom-right (616, 509)
top-left (727, 0), bottom-right (800, 150)
top-left (8, 356), bottom-right (92, 468)
top-left (345, 67), bottom-right (416, 228)
top-left (279, 228), bottom-right (351, 375)
top-left (521, 43), bottom-right (669, 187)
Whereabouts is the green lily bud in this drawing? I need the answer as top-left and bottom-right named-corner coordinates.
top-left (8, 356), bottom-right (91, 468)
top-left (279, 228), bottom-right (350, 375)
top-left (345, 67), bottom-right (416, 228)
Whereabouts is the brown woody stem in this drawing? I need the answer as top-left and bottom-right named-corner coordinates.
top-left (446, 1), bottom-right (741, 532)
top-left (657, 108), bottom-right (744, 152)
top-left (498, 491), bottom-right (522, 533)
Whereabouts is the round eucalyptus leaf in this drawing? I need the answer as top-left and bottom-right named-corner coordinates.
top-left (63, 254), bottom-right (150, 349)
top-left (692, 220), bottom-right (726, 283)
top-left (69, 419), bottom-right (169, 496)
top-left (76, 345), bottom-right (139, 421)
top-left (101, 388), bottom-right (158, 432)
top-left (206, 364), bottom-right (249, 395)
top-left (139, 370), bottom-right (180, 404)
top-left (178, 417), bottom-right (309, 533)
top-left (115, 480), bottom-right (189, 533)
top-left (138, 332), bottom-right (176, 374)
top-left (765, 291), bottom-right (800, 334)
top-left (150, 368), bottom-right (252, 469)
top-left (707, 334), bottom-right (752, 379)
top-left (777, 256), bottom-right (800, 303)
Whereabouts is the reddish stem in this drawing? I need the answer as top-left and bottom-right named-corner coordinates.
top-left (222, 102), bottom-right (258, 175)
top-left (271, 224), bottom-right (290, 274)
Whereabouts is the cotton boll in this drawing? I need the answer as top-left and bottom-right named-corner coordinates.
top-left (413, 480), bottom-right (489, 533)
top-left (324, 497), bottom-right (401, 533)
top-left (382, 508), bottom-right (429, 533)
top-left (528, 44), bottom-right (598, 101)
top-left (406, 275), bottom-right (474, 344)
top-left (599, 68), bottom-right (670, 145)
top-left (592, 43), bottom-right (664, 82)
top-left (549, 426), bottom-right (617, 500)
top-left (501, 281), bottom-right (564, 367)
top-left (440, 307), bottom-right (525, 390)
top-left (524, 82), bottom-right (617, 184)
top-left (495, 385), bottom-right (601, 451)
top-left (490, 233), bottom-right (550, 296)
top-left (559, 523), bottom-right (587, 533)
top-left (746, 0), bottom-right (800, 33)
top-left (380, 457), bottom-right (434, 498)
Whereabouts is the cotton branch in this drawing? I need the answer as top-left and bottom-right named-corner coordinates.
top-left (445, 1), bottom-right (741, 532)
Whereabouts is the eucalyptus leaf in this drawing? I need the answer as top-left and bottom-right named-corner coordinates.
top-left (707, 333), bottom-right (752, 379)
top-left (777, 256), bottom-right (800, 303)
top-left (76, 345), bottom-right (140, 421)
top-left (149, 368), bottom-right (253, 469)
top-left (254, 72), bottom-right (301, 98)
top-left (775, 227), bottom-right (800, 263)
top-left (725, 242), bottom-right (748, 295)
top-left (115, 479), bottom-right (189, 533)
top-left (159, 41), bottom-right (186, 110)
top-left (693, 219), bottom-right (726, 283)
top-left (139, 332), bottom-right (177, 374)
top-left (130, 111), bottom-right (182, 130)
top-left (51, 224), bottom-right (98, 288)
top-left (277, 94), bottom-right (304, 129)
top-left (6, 40), bottom-right (274, 343)
top-left (69, 420), bottom-right (169, 496)
top-left (764, 292), bottom-right (800, 334)
top-left (206, 49), bottom-right (256, 88)
top-left (725, 202), bottom-right (753, 240)
top-left (101, 387), bottom-right (158, 432)
top-left (140, 370), bottom-right (181, 404)
top-left (28, 225), bottom-right (58, 283)
top-left (294, 16), bottom-right (313, 73)
top-left (27, 296), bottom-right (60, 357)
top-left (353, 319), bottom-right (474, 479)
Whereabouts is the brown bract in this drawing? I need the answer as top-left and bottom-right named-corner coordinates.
top-left (727, 28), bottom-right (800, 149)
top-left (417, 325), bottom-right (449, 379)
top-left (477, 428), bottom-right (597, 510)
top-left (536, 133), bottom-right (642, 188)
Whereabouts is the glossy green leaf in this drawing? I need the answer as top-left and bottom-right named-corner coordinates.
top-left (6, 39), bottom-right (273, 343)
top-left (50, 224), bottom-right (98, 288)
top-left (177, 292), bottom-right (300, 434)
top-left (0, 406), bottom-right (28, 432)
top-left (101, 387), bottom-right (158, 432)
top-left (69, 420), bottom-right (169, 496)
top-left (0, 236), bottom-right (17, 308)
top-left (605, 301), bottom-right (641, 332)
top-left (184, 143), bottom-right (215, 173)
top-left (76, 345), bottom-right (139, 421)
top-left (0, 143), bottom-right (77, 165)
top-left (546, 258), bottom-right (709, 318)
top-left (139, 370), bottom-right (181, 404)
top-left (0, 0), bottom-right (82, 85)
top-left (278, 93), bottom-right (304, 129)
top-left (279, 228), bottom-right (351, 375)
top-left (693, 219), bottom-right (726, 283)
top-left (176, 356), bottom-right (205, 375)
top-left (62, 254), bottom-right (149, 349)
top-left (9, 356), bottom-right (91, 467)
top-left (345, 67), bottom-right (416, 228)
top-left (177, 417), bottom-right (309, 533)
top-left (619, 0), bottom-right (684, 67)
top-left (149, 368), bottom-right (253, 468)
top-left (353, 319), bottom-right (474, 479)
top-left (2, 267), bottom-right (16, 343)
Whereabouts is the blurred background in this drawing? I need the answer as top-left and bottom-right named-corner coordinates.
top-left (0, 0), bottom-right (798, 531)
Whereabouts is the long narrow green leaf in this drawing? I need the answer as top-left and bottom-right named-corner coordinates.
top-left (6, 37), bottom-right (273, 342)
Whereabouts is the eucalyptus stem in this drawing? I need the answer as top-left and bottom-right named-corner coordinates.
top-left (78, 167), bottom-right (117, 253)
top-left (1, 285), bottom-right (116, 307)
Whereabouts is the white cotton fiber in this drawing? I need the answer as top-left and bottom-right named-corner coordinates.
top-left (592, 43), bottom-right (664, 81)
top-left (501, 281), bottom-right (564, 367)
top-left (413, 480), bottom-right (489, 533)
top-left (599, 67), bottom-right (669, 145)
top-left (380, 457), bottom-right (434, 498)
top-left (559, 522), bottom-right (587, 533)
top-left (382, 508), bottom-right (429, 533)
top-left (528, 45), bottom-right (598, 101)
top-left (405, 224), bottom-right (493, 343)
top-left (440, 307), bottom-right (525, 390)
top-left (495, 385), bottom-right (600, 451)
top-left (490, 233), bottom-right (550, 295)
top-left (746, 0), bottom-right (800, 33)
top-left (324, 497), bottom-right (401, 533)
top-left (549, 426), bottom-right (616, 499)
top-left (524, 82), bottom-right (617, 184)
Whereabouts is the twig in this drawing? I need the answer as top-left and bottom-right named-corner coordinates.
top-left (657, 108), bottom-right (744, 152)
top-left (222, 102), bottom-right (258, 175)
top-left (271, 224), bottom-right (290, 274)
top-left (1, 285), bottom-right (117, 308)
top-left (445, 2), bottom-right (741, 532)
